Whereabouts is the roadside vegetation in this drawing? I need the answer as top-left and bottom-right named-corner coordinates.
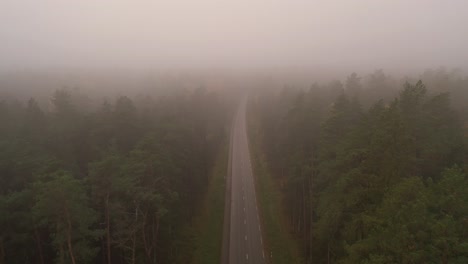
top-left (250, 69), bottom-right (468, 263)
top-left (191, 140), bottom-right (228, 264)
top-left (248, 108), bottom-right (303, 264)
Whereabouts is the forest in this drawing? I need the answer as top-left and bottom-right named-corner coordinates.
top-left (250, 68), bottom-right (468, 263)
top-left (0, 87), bottom-right (230, 264)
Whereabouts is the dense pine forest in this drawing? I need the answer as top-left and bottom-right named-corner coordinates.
top-left (0, 87), bottom-right (230, 263)
top-left (250, 69), bottom-right (468, 263)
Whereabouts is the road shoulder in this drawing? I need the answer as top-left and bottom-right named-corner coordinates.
top-left (191, 140), bottom-right (229, 264)
top-left (247, 102), bottom-right (303, 264)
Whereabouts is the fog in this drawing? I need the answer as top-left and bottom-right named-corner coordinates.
top-left (1, 0), bottom-right (468, 73)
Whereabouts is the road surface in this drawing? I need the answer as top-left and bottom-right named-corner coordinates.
top-left (222, 98), bottom-right (266, 264)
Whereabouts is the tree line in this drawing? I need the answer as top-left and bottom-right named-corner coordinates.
top-left (0, 87), bottom-right (229, 264)
top-left (250, 70), bottom-right (468, 263)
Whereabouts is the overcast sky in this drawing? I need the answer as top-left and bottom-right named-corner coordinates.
top-left (1, 0), bottom-right (467, 72)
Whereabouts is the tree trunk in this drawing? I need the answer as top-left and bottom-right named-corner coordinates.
top-left (142, 211), bottom-right (153, 262)
top-left (297, 185), bottom-right (301, 233)
top-left (131, 204), bottom-right (138, 264)
top-left (33, 226), bottom-right (45, 264)
top-left (58, 219), bottom-right (65, 264)
top-left (302, 180), bottom-right (307, 254)
top-left (309, 174), bottom-right (313, 264)
top-left (154, 215), bottom-right (160, 263)
top-left (0, 239), bottom-right (5, 264)
top-left (105, 192), bottom-right (111, 264)
top-left (131, 235), bottom-right (136, 264)
top-left (60, 240), bottom-right (65, 264)
top-left (65, 207), bottom-right (77, 264)
top-left (101, 239), bottom-right (106, 264)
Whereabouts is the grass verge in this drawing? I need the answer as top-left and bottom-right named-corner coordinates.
top-left (191, 142), bottom-right (228, 264)
top-left (247, 107), bottom-right (303, 264)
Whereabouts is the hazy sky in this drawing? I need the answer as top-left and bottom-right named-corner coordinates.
top-left (1, 0), bottom-right (468, 72)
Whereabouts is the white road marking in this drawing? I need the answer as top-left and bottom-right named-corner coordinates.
top-left (262, 250), bottom-right (265, 258)
top-left (246, 254), bottom-right (249, 260)
top-left (244, 219), bottom-right (246, 224)
top-left (245, 235), bottom-right (247, 241)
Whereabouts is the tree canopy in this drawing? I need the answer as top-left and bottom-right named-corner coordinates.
top-left (251, 77), bottom-right (467, 263)
top-left (0, 88), bottom-right (229, 264)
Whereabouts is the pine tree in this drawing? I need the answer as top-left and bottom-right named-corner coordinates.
top-left (34, 171), bottom-right (101, 264)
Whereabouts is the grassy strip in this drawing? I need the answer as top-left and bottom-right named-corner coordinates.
top-left (191, 142), bottom-right (228, 264)
top-left (248, 109), bottom-right (303, 264)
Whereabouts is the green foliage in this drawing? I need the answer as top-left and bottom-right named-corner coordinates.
top-left (252, 79), bottom-right (467, 263)
top-left (345, 168), bottom-right (468, 263)
top-left (34, 171), bottom-right (101, 263)
top-left (191, 141), bottom-right (228, 264)
top-left (0, 88), bottom-right (228, 263)
top-left (249, 103), bottom-right (304, 264)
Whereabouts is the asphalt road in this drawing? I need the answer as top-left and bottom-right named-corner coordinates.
top-left (223, 98), bottom-right (266, 264)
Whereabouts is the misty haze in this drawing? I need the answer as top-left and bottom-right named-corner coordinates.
top-left (1, 1), bottom-right (467, 264)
